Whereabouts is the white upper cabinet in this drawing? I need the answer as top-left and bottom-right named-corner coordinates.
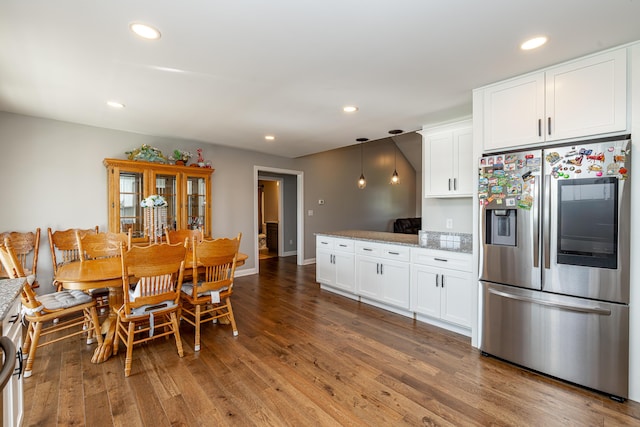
top-left (483, 74), bottom-right (545, 149)
top-left (482, 48), bottom-right (627, 151)
top-left (423, 119), bottom-right (473, 197)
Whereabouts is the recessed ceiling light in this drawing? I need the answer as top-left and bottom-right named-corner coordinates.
top-left (521, 36), bottom-right (547, 50)
top-left (130, 22), bottom-right (161, 40)
top-left (265, 135), bottom-right (275, 141)
top-left (106, 100), bottom-right (125, 109)
top-left (343, 106), bottom-right (358, 113)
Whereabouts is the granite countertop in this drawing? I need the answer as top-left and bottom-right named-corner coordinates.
top-left (0, 278), bottom-right (25, 321)
top-left (316, 230), bottom-right (472, 254)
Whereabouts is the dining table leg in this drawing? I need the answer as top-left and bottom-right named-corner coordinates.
top-left (91, 286), bottom-right (123, 363)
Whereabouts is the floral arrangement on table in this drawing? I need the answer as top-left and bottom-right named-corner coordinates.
top-left (125, 144), bottom-right (168, 163)
top-left (140, 194), bottom-right (168, 208)
top-left (169, 149), bottom-right (192, 165)
top-left (140, 194), bottom-right (168, 243)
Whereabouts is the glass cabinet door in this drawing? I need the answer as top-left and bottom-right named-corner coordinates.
top-left (154, 173), bottom-right (179, 231)
top-left (119, 171), bottom-right (145, 238)
top-left (186, 175), bottom-right (207, 232)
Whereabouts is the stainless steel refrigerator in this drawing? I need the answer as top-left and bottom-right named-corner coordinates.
top-left (478, 135), bottom-right (631, 400)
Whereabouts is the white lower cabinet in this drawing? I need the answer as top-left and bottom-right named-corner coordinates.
top-left (316, 236), bottom-right (356, 296)
top-left (2, 296), bottom-right (23, 427)
top-left (411, 248), bottom-right (472, 330)
top-left (355, 242), bottom-right (410, 310)
top-left (316, 235), bottom-right (472, 335)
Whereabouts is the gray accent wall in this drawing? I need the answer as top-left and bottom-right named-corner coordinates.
top-left (297, 137), bottom-right (417, 259)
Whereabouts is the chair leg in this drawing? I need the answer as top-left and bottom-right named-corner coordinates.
top-left (170, 312), bottom-right (184, 357)
top-left (194, 304), bottom-right (201, 352)
top-left (125, 321), bottom-right (135, 377)
top-left (225, 298), bottom-right (239, 337)
top-left (113, 316), bottom-right (121, 356)
top-left (24, 321), bottom-right (43, 378)
top-left (23, 321), bottom-right (34, 354)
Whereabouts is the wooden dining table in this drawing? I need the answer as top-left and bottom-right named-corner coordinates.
top-left (54, 252), bottom-right (248, 363)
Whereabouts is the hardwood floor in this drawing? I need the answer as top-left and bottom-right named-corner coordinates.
top-left (24, 256), bottom-right (640, 426)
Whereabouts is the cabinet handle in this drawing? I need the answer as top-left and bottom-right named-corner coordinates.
top-left (16, 348), bottom-right (23, 379)
top-left (453, 178), bottom-right (457, 191)
top-left (338, 244), bottom-right (347, 247)
top-left (380, 264), bottom-right (383, 275)
top-left (388, 251), bottom-right (400, 255)
top-left (9, 314), bottom-right (19, 324)
top-left (435, 274), bottom-right (440, 287)
top-left (538, 119), bottom-right (542, 137)
top-left (434, 258), bottom-right (448, 262)
top-left (548, 117), bottom-right (551, 136)
top-left (376, 263), bottom-right (379, 274)
top-left (363, 248), bottom-right (373, 252)
top-left (441, 275), bottom-right (445, 288)
top-left (448, 178), bottom-right (452, 191)
top-left (320, 241), bottom-right (329, 245)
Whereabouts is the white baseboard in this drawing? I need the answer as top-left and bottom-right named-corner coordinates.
top-left (235, 268), bottom-right (257, 277)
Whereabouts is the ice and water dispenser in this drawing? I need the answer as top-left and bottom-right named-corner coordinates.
top-left (485, 209), bottom-right (517, 246)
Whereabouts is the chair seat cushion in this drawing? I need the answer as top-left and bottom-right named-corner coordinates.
top-left (128, 288), bottom-right (176, 315)
top-left (38, 289), bottom-right (93, 310)
top-left (181, 282), bottom-right (228, 298)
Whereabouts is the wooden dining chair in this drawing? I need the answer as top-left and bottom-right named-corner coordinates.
top-left (181, 233), bottom-right (241, 351)
top-left (114, 241), bottom-right (187, 377)
top-left (76, 229), bottom-right (132, 313)
top-left (77, 229), bottom-right (132, 260)
top-left (165, 228), bottom-right (204, 246)
top-left (165, 229), bottom-right (204, 282)
top-left (0, 228), bottom-right (40, 288)
top-left (0, 238), bottom-right (103, 378)
top-left (48, 226), bottom-right (99, 291)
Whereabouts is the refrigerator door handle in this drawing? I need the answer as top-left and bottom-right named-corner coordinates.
top-left (488, 288), bottom-right (611, 315)
top-left (533, 177), bottom-right (540, 268)
top-left (543, 175), bottom-right (551, 269)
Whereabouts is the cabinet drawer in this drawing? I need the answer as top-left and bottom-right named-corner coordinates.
top-left (333, 238), bottom-right (354, 253)
top-left (356, 241), bottom-right (410, 262)
top-left (316, 236), bottom-right (334, 250)
top-left (2, 297), bottom-right (22, 336)
top-left (411, 248), bottom-right (472, 272)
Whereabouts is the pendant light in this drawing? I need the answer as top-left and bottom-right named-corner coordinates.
top-left (389, 129), bottom-right (403, 185)
top-left (356, 137), bottom-right (369, 189)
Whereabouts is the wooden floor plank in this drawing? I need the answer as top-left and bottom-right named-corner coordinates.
top-left (22, 256), bottom-right (640, 426)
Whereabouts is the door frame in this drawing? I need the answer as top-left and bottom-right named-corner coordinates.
top-left (254, 166), bottom-right (304, 271)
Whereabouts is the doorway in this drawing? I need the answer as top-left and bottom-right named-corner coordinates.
top-left (254, 166), bottom-right (304, 273)
top-left (258, 177), bottom-right (282, 259)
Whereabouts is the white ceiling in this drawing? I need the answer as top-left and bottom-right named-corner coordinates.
top-left (2, 1), bottom-right (640, 158)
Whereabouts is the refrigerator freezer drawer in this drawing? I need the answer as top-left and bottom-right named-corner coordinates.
top-left (479, 281), bottom-right (629, 399)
